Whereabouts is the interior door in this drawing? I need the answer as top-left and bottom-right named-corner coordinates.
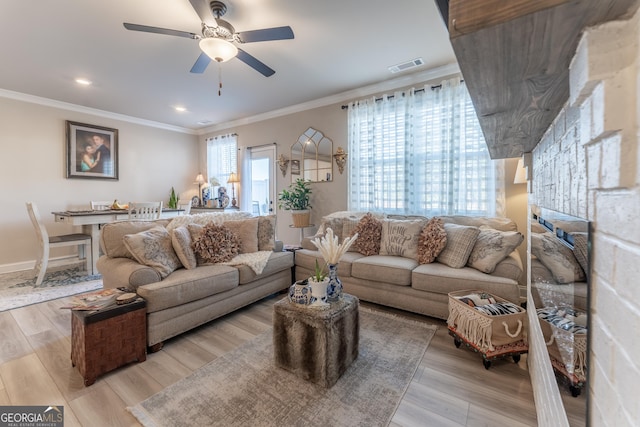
top-left (246, 145), bottom-right (276, 216)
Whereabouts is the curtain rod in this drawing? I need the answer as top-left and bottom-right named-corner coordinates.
top-left (341, 81), bottom-right (463, 110)
top-left (246, 142), bottom-right (277, 150)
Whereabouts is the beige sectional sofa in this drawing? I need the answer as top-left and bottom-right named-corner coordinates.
top-left (97, 213), bottom-right (293, 349)
top-left (295, 212), bottom-right (524, 320)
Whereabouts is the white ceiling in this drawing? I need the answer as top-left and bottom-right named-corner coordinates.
top-left (0, 0), bottom-right (457, 133)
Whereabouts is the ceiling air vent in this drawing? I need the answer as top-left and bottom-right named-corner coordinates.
top-left (388, 58), bottom-right (424, 73)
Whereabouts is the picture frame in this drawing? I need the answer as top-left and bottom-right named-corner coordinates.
top-left (291, 159), bottom-right (300, 175)
top-left (66, 121), bottom-right (119, 180)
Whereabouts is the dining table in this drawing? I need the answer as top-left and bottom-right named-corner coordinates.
top-left (52, 208), bottom-right (184, 275)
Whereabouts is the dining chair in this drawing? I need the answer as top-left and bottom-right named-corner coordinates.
top-left (26, 202), bottom-right (92, 287)
top-left (177, 201), bottom-right (192, 215)
top-left (128, 201), bottom-right (163, 220)
top-left (90, 200), bottom-right (112, 210)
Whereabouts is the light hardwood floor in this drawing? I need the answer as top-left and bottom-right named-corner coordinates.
top-left (0, 293), bottom-right (585, 426)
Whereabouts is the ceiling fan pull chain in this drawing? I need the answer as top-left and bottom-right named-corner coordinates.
top-left (218, 63), bottom-right (223, 96)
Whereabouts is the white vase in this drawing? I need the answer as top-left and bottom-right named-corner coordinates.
top-left (309, 277), bottom-right (330, 308)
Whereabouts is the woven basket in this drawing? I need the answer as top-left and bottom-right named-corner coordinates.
top-left (447, 289), bottom-right (527, 352)
top-left (291, 210), bottom-right (310, 228)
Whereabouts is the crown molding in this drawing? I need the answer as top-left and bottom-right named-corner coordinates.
top-left (196, 62), bottom-right (461, 135)
top-left (0, 88), bottom-right (196, 135)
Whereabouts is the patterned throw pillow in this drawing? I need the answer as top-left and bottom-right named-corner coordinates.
top-left (171, 226), bottom-right (197, 270)
top-left (191, 223), bottom-right (240, 264)
top-left (224, 217), bottom-right (259, 253)
top-left (436, 224), bottom-right (481, 268)
top-left (257, 215), bottom-right (276, 251)
top-left (467, 226), bottom-right (524, 273)
top-left (352, 213), bottom-right (382, 256)
top-left (123, 226), bottom-right (182, 278)
top-left (570, 232), bottom-right (589, 277)
top-left (531, 232), bottom-right (585, 284)
top-left (417, 217), bottom-right (447, 264)
top-left (379, 218), bottom-right (426, 260)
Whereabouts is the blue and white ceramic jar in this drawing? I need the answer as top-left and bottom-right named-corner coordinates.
top-left (289, 280), bottom-right (312, 306)
top-left (326, 263), bottom-right (343, 302)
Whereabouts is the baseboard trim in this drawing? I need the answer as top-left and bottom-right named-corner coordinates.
top-left (0, 256), bottom-right (80, 275)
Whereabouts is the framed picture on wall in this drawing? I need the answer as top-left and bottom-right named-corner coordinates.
top-left (66, 121), bottom-right (119, 180)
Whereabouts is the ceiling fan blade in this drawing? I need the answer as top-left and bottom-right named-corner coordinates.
top-left (237, 26), bottom-right (294, 43)
top-left (123, 23), bottom-right (199, 39)
top-left (190, 52), bottom-right (212, 74)
top-left (236, 48), bottom-right (275, 77)
top-left (188, 0), bottom-right (217, 27)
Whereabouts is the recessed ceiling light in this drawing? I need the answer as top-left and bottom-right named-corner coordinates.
top-left (75, 78), bottom-right (92, 85)
top-left (174, 106), bottom-right (187, 112)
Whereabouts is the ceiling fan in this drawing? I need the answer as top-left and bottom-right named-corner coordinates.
top-left (123, 0), bottom-right (294, 77)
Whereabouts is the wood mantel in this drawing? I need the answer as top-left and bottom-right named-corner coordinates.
top-left (444, 0), bottom-right (638, 159)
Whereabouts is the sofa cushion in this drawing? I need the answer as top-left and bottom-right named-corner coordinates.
top-left (257, 215), bottom-right (277, 251)
top-left (441, 216), bottom-right (517, 232)
top-left (236, 251), bottom-right (294, 284)
top-left (166, 211), bottom-right (253, 231)
top-left (417, 217), bottom-right (447, 264)
top-left (171, 226), bottom-right (197, 270)
top-left (189, 223), bottom-right (240, 264)
top-left (224, 217), bottom-right (259, 253)
top-left (492, 251), bottom-right (524, 281)
top-left (412, 262), bottom-right (518, 300)
top-left (294, 249), bottom-right (364, 278)
top-left (123, 226), bottom-right (182, 279)
top-left (351, 213), bottom-right (383, 256)
top-left (100, 220), bottom-right (168, 259)
top-left (467, 227), bottom-right (524, 274)
top-left (379, 218), bottom-right (426, 260)
top-left (436, 224), bottom-right (480, 268)
top-left (351, 255), bottom-right (418, 286)
top-left (136, 264), bottom-right (239, 313)
top-left (531, 232), bottom-right (585, 284)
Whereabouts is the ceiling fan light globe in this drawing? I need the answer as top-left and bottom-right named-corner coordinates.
top-left (199, 38), bottom-right (238, 62)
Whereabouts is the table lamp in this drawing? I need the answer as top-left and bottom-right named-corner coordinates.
top-left (227, 172), bottom-right (239, 208)
top-left (194, 173), bottom-right (206, 206)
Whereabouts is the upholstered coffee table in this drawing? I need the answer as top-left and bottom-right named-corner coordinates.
top-left (273, 293), bottom-right (359, 388)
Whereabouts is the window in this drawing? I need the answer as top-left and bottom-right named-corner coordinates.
top-left (347, 77), bottom-right (504, 217)
top-left (206, 133), bottom-right (238, 189)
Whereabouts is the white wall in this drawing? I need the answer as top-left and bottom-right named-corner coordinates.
top-left (0, 96), bottom-right (198, 271)
top-left (529, 8), bottom-right (640, 426)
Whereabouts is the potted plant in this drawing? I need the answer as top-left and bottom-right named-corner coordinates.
top-left (278, 178), bottom-right (312, 227)
top-left (308, 259), bottom-right (329, 308)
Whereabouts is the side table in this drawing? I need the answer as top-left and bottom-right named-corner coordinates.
top-left (273, 294), bottom-right (359, 388)
top-left (71, 298), bottom-right (147, 386)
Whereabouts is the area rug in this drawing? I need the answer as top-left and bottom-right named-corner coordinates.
top-left (129, 308), bottom-right (436, 427)
top-left (0, 264), bottom-right (102, 312)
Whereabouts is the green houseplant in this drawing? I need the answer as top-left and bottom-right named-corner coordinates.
top-left (278, 178), bottom-right (312, 227)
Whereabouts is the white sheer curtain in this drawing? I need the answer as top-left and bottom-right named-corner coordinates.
top-left (348, 77), bottom-right (504, 217)
top-left (206, 133), bottom-right (238, 202)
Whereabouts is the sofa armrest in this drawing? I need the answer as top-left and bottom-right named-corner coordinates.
top-left (491, 250), bottom-right (523, 281)
top-left (97, 256), bottom-right (162, 290)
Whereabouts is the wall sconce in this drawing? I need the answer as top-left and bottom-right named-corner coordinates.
top-left (333, 147), bottom-right (347, 174)
top-left (277, 154), bottom-right (289, 177)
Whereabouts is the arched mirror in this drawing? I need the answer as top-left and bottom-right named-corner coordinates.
top-left (291, 127), bottom-right (333, 183)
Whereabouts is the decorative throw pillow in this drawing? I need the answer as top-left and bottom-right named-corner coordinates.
top-left (257, 215), bottom-right (276, 251)
top-left (342, 218), bottom-right (360, 249)
top-left (570, 232), bottom-right (589, 277)
top-left (224, 217), bottom-right (259, 254)
top-left (123, 226), bottom-right (181, 278)
top-left (467, 226), bottom-right (524, 273)
top-left (191, 223), bottom-right (240, 264)
top-left (379, 218), bottom-right (426, 260)
top-left (417, 217), bottom-right (447, 264)
top-left (531, 232), bottom-right (586, 284)
top-left (352, 213), bottom-right (382, 256)
top-left (171, 226), bottom-right (197, 270)
top-left (436, 224), bottom-right (481, 268)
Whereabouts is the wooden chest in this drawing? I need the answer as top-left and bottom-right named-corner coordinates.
top-left (71, 298), bottom-right (147, 386)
